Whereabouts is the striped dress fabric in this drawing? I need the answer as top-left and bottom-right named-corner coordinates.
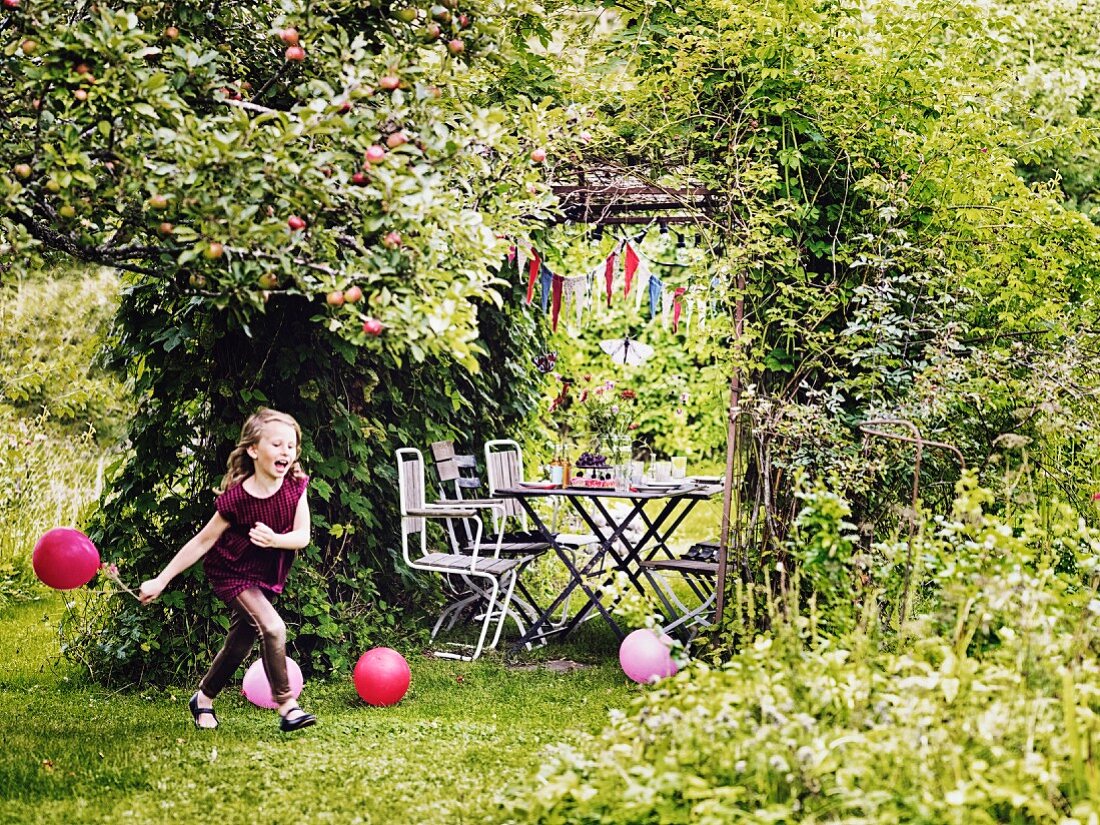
top-left (203, 474), bottom-right (309, 603)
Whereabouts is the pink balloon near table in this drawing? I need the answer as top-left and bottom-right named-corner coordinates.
top-left (619, 628), bottom-right (678, 684)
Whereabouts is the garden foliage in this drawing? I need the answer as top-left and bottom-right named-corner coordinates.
top-left (545, 0), bottom-right (1100, 548)
top-left (504, 478), bottom-right (1100, 823)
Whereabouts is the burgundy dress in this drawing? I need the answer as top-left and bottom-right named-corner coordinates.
top-left (204, 474), bottom-right (309, 603)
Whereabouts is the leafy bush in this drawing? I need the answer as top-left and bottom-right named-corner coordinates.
top-left (59, 277), bottom-right (547, 684)
top-left (501, 479), bottom-right (1100, 823)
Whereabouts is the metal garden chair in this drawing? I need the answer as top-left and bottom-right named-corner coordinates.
top-left (396, 447), bottom-right (527, 661)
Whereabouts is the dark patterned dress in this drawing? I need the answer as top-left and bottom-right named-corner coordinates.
top-left (203, 474), bottom-right (309, 603)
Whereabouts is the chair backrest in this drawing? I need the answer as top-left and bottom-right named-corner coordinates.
top-left (396, 447), bottom-right (426, 535)
top-left (485, 439), bottom-right (525, 518)
top-left (430, 440), bottom-right (484, 500)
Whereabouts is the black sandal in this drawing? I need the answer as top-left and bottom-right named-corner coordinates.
top-left (188, 693), bottom-right (219, 729)
top-left (279, 707), bottom-right (317, 732)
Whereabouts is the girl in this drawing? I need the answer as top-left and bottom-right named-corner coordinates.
top-left (138, 408), bottom-right (316, 732)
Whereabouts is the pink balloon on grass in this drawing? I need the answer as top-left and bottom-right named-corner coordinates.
top-left (241, 657), bottom-right (304, 709)
top-left (619, 628), bottom-right (678, 684)
top-left (32, 527), bottom-right (100, 590)
top-left (353, 647), bottom-right (411, 706)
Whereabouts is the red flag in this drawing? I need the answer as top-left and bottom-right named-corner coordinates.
top-left (604, 251), bottom-right (617, 306)
top-left (624, 244), bottom-right (639, 296)
top-left (525, 248), bottom-right (541, 305)
top-left (672, 287), bottom-right (686, 332)
top-left (551, 274), bottom-right (564, 331)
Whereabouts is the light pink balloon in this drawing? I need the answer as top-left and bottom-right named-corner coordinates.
top-left (619, 628), bottom-right (678, 684)
top-left (241, 657), bottom-right (304, 709)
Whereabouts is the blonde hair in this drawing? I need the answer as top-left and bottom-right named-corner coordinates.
top-left (219, 408), bottom-right (306, 492)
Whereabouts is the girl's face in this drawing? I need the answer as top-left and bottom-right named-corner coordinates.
top-left (248, 421), bottom-right (298, 480)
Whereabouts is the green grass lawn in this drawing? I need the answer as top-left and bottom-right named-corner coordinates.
top-left (1, 594), bottom-right (636, 825)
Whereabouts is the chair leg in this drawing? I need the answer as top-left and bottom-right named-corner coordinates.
top-left (486, 568), bottom-right (521, 652)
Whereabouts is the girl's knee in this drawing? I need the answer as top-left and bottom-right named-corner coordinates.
top-left (262, 614), bottom-right (286, 641)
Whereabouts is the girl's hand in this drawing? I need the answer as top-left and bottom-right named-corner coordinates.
top-left (249, 521), bottom-right (280, 548)
top-left (138, 577), bottom-right (166, 605)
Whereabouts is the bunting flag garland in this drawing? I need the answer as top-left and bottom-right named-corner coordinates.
top-left (672, 287), bottom-right (687, 333)
top-left (624, 243), bottom-right (639, 296)
top-left (525, 248), bottom-right (542, 305)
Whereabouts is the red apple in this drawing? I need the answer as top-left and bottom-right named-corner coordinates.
top-left (287, 215), bottom-right (307, 231)
top-left (164, 26), bottom-right (179, 40)
top-left (285, 45), bottom-right (306, 62)
top-left (258, 272), bottom-right (279, 289)
top-left (74, 89), bottom-right (88, 102)
top-left (379, 74), bottom-right (400, 91)
top-left (383, 230), bottom-right (402, 249)
top-left (2, 0), bottom-right (22, 8)
top-left (351, 171), bottom-right (368, 186)
top-left (362, 318), bottom-right (384, 336)
top-left (13, 163), bottom-right (31, 179)
top-left (148, 193), bottom-right (169, 210)
top-left (75, 62), bottom-right (91, 76)
top-left (343, 285), bottom-right (363, 303)
top-left (423, 22), bottom-right (441, 40)
top-left (385, 130), bottom-right (408, 149)
top-left (447, 38), bottom-right (464, 54)
top-left (431, 4), bottom-right (450, 22)
top-left (204, 242), bottom-right (224, 260)
top-left (364, 144), bottom-right (386, 164)
top-left (457, 13), bottom-right (470, 28)
top-left (325, 290), bottom-right (345, 306)
top-left (279, 27), bottom-right (299, 46)
top-left (530, 147), bottom-right (547, 163)
top-left (337, 100), bottom-right (352, 114)
top-left (158, 221), bottom-right (174, 235)
top-left (20, 39), bottom-right (36, 54)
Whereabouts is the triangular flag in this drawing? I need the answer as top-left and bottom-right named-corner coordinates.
top-left (672, 287), bottom-right (687, 333)
top-left (624, 243), bottom-right (639, 296)
top-left (648, 275), bottom-right (662, 318)
top-left (525, 248), bottom-right (541, 305)
top-left (551, 273), bottom-right (564, 331)
top-left (540, 264), bottom-right (553, 313)
top-left (604, 251), bottom-right (617, 306)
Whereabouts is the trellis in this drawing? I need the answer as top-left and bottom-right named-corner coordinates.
top-left (550, 165), bottom-right (747, 625)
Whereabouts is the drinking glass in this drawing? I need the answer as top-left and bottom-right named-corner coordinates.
top-left (671, 456), bottom-right (688, 479)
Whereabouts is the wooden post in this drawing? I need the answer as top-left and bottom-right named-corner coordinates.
top-left (715, 271), bottom-right (745, 624)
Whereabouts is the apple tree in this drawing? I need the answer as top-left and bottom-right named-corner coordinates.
top-left (0, 0), bottom-right (561, 680)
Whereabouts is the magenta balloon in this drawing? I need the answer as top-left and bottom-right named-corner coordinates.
top-left (240, 657), bottom-right (304, 709)
top-left (32, 527), bottom-right (100, 590)
top-left (353, 647), bottom-right (411, 706)
top-left (619, 628), bottom-right (678, 684)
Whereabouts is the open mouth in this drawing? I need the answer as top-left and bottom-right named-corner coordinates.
top-left (274, 460), bottom-right (289, 472)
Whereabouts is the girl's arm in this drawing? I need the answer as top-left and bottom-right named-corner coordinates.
top-left (138, 512), bottom-right (231, 604)
top-left (249, 489), bottom-right (311, 550)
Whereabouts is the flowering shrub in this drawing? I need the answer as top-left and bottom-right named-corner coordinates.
top-left (499, 479), bottom-right (1100, 823)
